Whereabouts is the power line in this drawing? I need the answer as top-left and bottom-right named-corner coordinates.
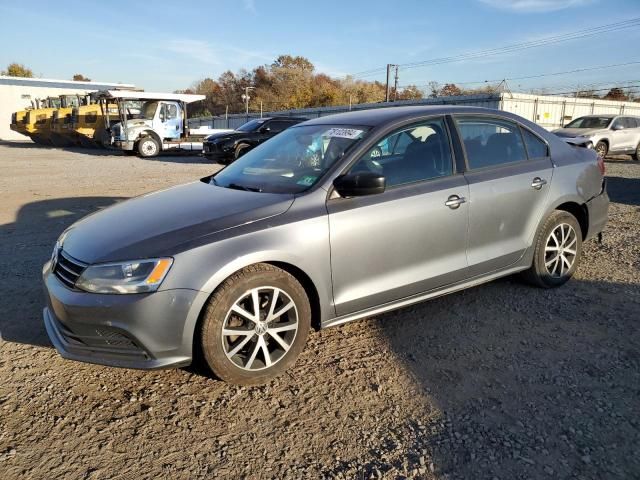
top-left (349, 18), bottom-right (640, 79)
top-left (542, 84), bottom-right (640, 96)
top-left (397, 61), bottom-right (640, 89)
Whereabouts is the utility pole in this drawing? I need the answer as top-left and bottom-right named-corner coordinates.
top-left (385, 64), bottom-right (398, 102)
top-left (393, 65), bottom-right (399, 101)
top-left (241, 86), bottom-right (255, 118)
top-left (385, 64), bottom-right (392, 102)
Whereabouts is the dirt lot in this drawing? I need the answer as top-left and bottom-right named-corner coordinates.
top-left (0, 142), bottom-right (638, 480)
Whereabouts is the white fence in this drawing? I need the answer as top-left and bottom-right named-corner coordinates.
top-left (187, 92), bottom-right (640, 131)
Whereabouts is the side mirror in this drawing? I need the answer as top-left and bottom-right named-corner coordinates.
top-left (259, 126), bottom-right (271, 133)
top-left (612, 123), bottom-right (624, 131)
top-left (333, 172), bottom-right (386, 197)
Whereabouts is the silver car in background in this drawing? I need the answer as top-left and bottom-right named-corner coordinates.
top-left (43, 106), bottom-right (609, 385)
top-left (553, 114), bottom-right (640, 160)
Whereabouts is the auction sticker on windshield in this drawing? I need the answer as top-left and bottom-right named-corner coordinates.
top-left (323, 128), bottom-right (364, 139)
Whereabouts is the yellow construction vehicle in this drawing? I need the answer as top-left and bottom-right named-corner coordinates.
top-left (9, 109), bottom-right (30, 138)
top-left (73, 101), bottom-right (119, 148)
top-left (50, 95), bottom-right (85, 147)
top-left (23, 98), bottom-right (59, 145)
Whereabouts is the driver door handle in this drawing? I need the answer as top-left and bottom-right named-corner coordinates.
top-left (445, 195), bottom-right (466, 209)
top-left (531, 177), bottom-right (547, 190)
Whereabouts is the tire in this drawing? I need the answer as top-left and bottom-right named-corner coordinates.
top-left (632, 143), bottom-right (639, 161)
top-left (198, 263), bottom-right (311, 385)
top-left (137, 136), bottom-right (160, 158)
top-left (595, 141), bottom-right (608, 158)
top-left (234, 143), bottom-right (250, 160)
top-left (522, 210), bottom-right (583, 288)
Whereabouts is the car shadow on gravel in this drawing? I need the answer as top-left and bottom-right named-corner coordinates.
top-left (376, 276), bottom-right (640, 479)
top-left (605, 175), bottom-right (640, 206)
top-left (0, 141), bottom-right (212, 164)
top-left (0, 140), bottom-right (123, 157)
top-left (0, 196), bottom-right (124, 347)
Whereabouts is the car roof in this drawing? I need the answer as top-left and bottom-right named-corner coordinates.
top-left (268, 116), bottom-right (307, 121)
top-left (300, 105), bottom-right (514, 127)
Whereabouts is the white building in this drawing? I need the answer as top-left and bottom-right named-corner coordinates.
top-left (0, 76), bottom-right (135, 140)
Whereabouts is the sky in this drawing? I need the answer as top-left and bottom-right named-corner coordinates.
top-left (0, 0), bottom-right (639, 95)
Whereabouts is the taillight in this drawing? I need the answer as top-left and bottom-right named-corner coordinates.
top-left (596, 155), bottom-right (605, 176)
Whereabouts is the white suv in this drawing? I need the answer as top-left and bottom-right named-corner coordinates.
top-left (553, 115), bottom-right (640, 160)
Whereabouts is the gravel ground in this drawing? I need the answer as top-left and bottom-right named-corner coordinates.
top-left (0, 142), bottom-right (638, 480)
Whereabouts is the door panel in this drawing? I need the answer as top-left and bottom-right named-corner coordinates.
top-left (161, 103), bottom-right (181, 139)
top-left (464, 158), bottom-right (553, 275)
top-left (328, 176), bottom-right (470, 315)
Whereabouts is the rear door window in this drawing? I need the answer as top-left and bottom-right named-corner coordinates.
top-left (455, 116), bottom-right (527, 169)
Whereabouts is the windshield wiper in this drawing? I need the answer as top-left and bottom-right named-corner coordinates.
top-left (227, 183), bottom-right (262, 193)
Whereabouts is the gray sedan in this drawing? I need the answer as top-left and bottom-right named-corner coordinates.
top-left (43, 106), bottom-right (609, 384)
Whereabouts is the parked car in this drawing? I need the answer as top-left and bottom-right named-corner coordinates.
top-left (553, 114), bottom-right (640, 160)
top-left (203, 116), bottom-right (307, 163)
top-left (43, 106), bottom-right (608, 385)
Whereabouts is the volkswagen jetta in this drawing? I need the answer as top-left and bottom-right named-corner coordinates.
top-left (43, 106), bottom-right (609, 384)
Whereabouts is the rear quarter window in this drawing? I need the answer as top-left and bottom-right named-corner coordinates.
top-left (521, 128), bottom-right (549, 158)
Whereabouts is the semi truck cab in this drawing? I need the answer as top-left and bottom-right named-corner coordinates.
top-left (93, 90), bottom-right (205, 157)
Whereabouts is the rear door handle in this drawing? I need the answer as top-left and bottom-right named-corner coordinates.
top-left (531, 177), bottom-right (547, 190)
top-left (445, 195), bottom-right (466, 209)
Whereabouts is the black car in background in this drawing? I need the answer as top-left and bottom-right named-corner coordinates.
top-left (203, 116), bottom-right (307, 163)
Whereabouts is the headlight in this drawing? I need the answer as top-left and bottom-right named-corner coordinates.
top-left (76, 258), bottom-right (173, 294)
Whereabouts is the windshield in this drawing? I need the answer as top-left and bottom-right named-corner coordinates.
top-left (120, 100), bottom-right (152, 120)
top-left (236, 119), bottom-right (267, 132)
top-left (211, 124), bottom-right (370, 194)
top-left (565, 116), bottom-right (612, 129)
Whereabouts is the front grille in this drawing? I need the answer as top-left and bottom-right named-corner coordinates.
top-left (53, 319), bottom-right (146, 357)
top-left (95, 328), bottom-right (136, 347)
top-left (204, 143), bottom-right (219, 153)
top-left (53, 250), bottom-right (87, 289)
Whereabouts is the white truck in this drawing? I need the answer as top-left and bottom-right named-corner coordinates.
top-left (93, 90), bottom-right (229, 157)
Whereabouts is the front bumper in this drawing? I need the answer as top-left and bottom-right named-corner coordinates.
top-left (113, 140), bottom-right (135, 151)
top-left (43, 263), bottom-right (209, 370)
top-left (202, 142), bottom-right (232, 161)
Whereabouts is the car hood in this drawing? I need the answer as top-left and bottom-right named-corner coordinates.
top-left (553, 127), bottom-right (605, 138)
top-left (62, 181), bottom-right (294, 264)
top-left (206, 132), bottom-right (246, 143)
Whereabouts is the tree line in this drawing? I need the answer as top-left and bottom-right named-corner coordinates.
top-left (177, 55), bottom-right (425, 117)
top-left (2, 61), bottom-right (637, 111)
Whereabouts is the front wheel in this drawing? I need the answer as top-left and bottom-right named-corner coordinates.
top-left (632, 142), bottom-right (639, 161)
top-left (234, 143), bottom-right (251, 160)
top-left (595, 141), bottom-right (608, 158)
top-left (199, 264), bottom-right (311, 385)
top-left (137, 136), bottom-right (160, 158)
top-left (522, 210), bottom-right (582, 288)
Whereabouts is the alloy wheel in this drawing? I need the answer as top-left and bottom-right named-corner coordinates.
top-left (595, 143), bottom-right (607, 158)
top-left (221, 286), bottom-right (298, 371)
top-left (544, 223), bottom-right (578, 278)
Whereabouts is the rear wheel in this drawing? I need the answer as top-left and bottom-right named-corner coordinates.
top-left (595, 141), bottom-right (608, 158)
top-left (522, 210), bottom-right (582, 288)
top-left (137, 136), bottom-right (160, 158)
top-left (199, 264), bottom-right (311, 385)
